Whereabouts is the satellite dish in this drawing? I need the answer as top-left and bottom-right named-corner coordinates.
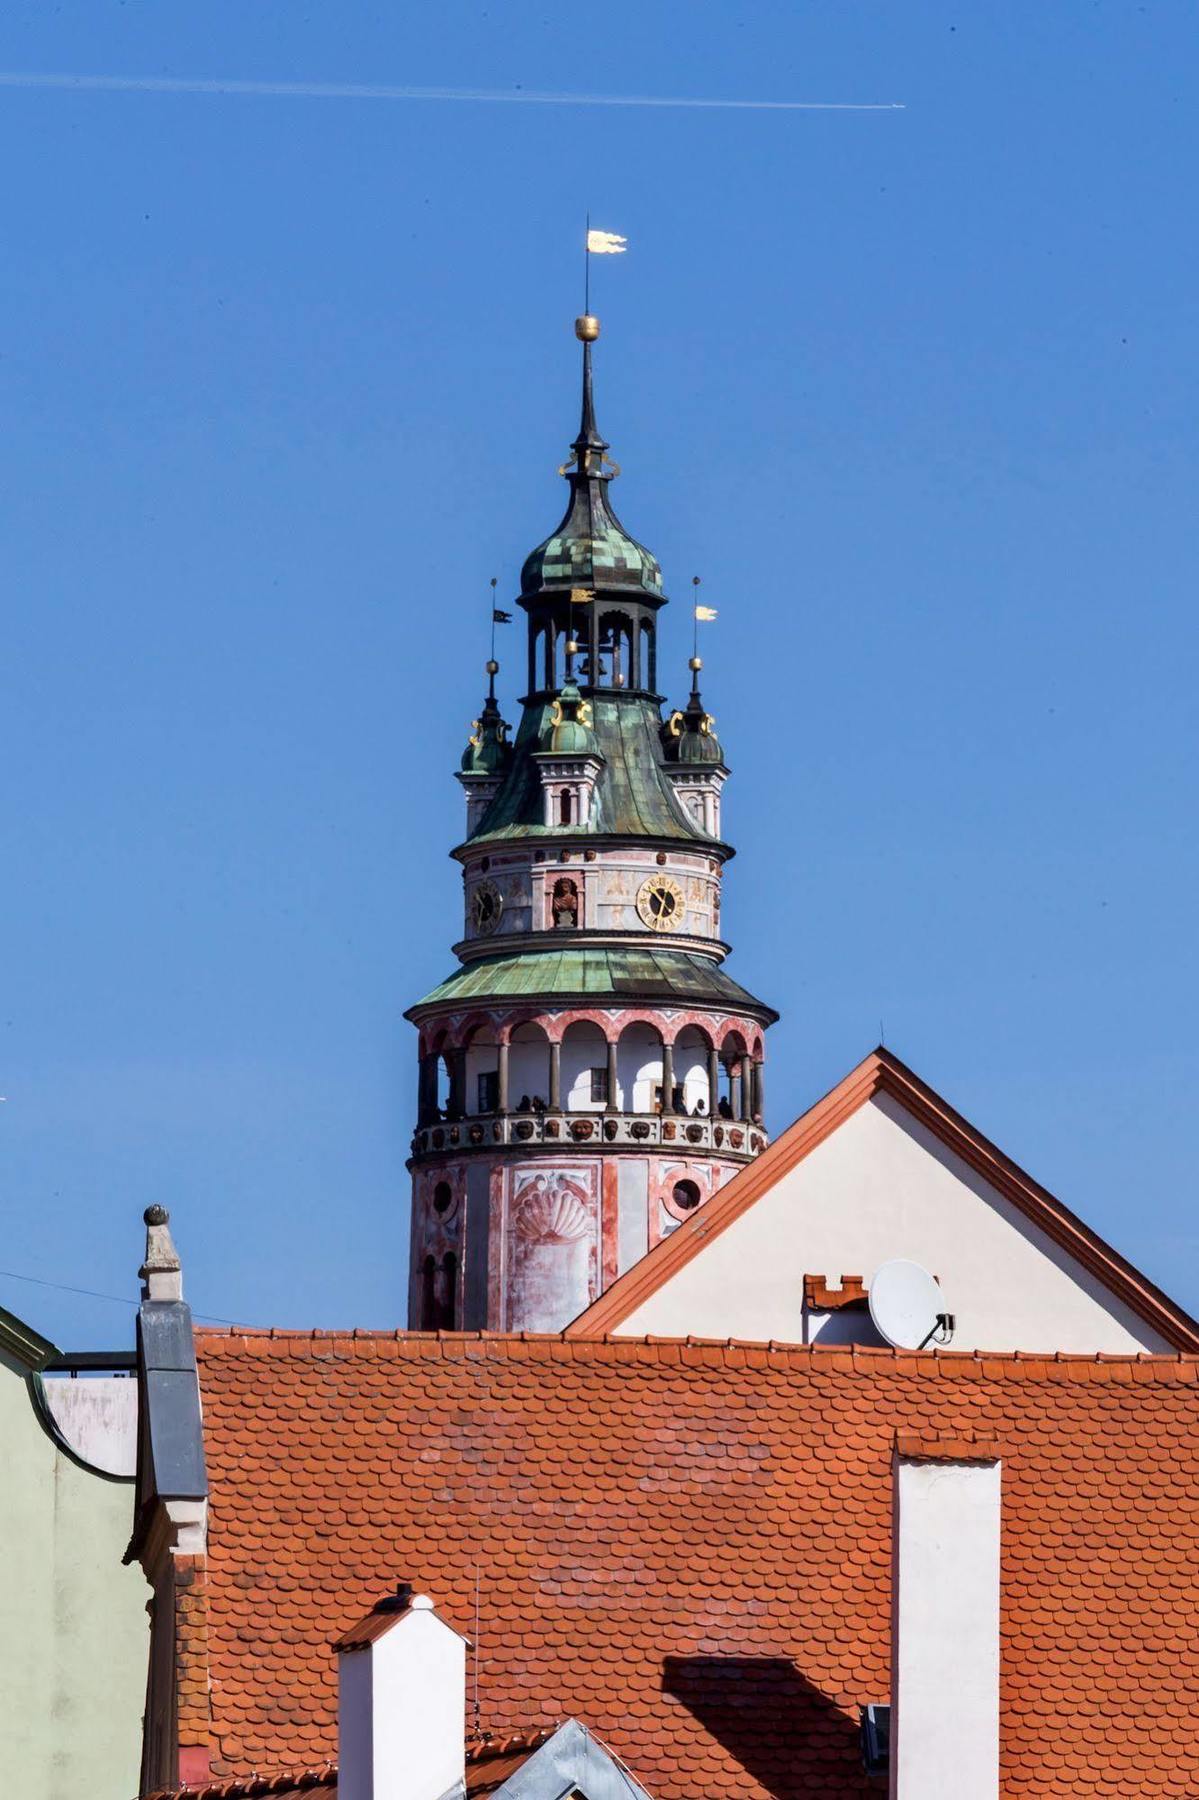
top-left (869, 1260), bottom-right (954, 1350)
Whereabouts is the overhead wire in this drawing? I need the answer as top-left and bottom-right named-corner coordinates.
top-left (0, 1263), bottom-right (248, 1327)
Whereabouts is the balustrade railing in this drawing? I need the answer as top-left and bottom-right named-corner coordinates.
top-left (411, 1108), bottom-right (767, 1160)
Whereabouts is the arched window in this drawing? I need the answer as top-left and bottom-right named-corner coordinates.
top-left (598, 612), bottom-right (636, 689)
top-left (559, 789), bottom-right (574, 826)
top-left (420, 1254), bottom-right (438, 1329)
top-left (640, 619), bottom-right (656, 692)
top-left (441, 1252), bottom-right (458, 1330)
top-left (552, 877), bottom-right (579, 929)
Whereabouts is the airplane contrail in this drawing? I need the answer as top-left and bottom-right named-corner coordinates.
top-left (0, 72), bottom-right (904, 111)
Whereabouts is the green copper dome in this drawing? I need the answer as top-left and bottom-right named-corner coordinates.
top-left (673, 717), bottom-right (725, 765)
top-left (660, 668), bottom-right (726, 768)
top-left (521, 490), bottom-right (663, 600)
top-left (543, 680), bottom-right (600, 754)
top-left (460, 677), bottom-right (513, 775)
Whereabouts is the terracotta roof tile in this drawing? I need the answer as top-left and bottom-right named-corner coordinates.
top-left (191, 1331), bottom-right (1199, 1798)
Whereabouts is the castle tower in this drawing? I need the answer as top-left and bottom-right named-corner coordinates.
top-left (405, 315), bottom-right (777, 1332)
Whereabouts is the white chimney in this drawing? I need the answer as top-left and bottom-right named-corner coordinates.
top-left (335, 1584), bottom-right (468, 1800)
top-left (890, 1437), bottom-right (1001, 1800)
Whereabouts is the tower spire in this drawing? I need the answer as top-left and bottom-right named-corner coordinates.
top-left (519, 314), bottom-right (661, 609)
top-left (572, 313), bottom-right (607, 464)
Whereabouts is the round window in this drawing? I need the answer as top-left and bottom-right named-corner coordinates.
top-left (662, 1180), bottom-right (702, 1224)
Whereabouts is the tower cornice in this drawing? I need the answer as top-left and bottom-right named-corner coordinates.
top-left (450, 831), bottom-right (736, 865)
top-left (447, 927), bottom-right (735, 967)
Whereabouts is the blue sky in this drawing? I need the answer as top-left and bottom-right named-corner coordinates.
top-left (2, 1), bottom-right (1196, 1343)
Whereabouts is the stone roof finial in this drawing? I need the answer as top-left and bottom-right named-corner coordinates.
top-left (139, 1204), bottom-right (183, 1303)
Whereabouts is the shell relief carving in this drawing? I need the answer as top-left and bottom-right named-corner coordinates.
top-left (513, 1176), bottom-right (592, 1245)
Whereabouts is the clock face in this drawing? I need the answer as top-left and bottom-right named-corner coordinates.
top-left (636, 872), bottom-right (685, 932)
top-left (470, 880), bottom-right (503, 935)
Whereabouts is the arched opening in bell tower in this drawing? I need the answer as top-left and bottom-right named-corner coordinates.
top-left (561, 1020), bottom-right (609, 1111)
top-left (462, 1023), bottom-right (501, 1115)
top-left (674, 1025), bottom-right (713, 1116)
top-left (508, 1021), bottom-right (551, 1113)
top-left (616, 1020), bottom-right (665, 1114)
top-left (597, 611), bottom-right (636, 690)
top-left (717, 1029), bottom-right (752, 1122)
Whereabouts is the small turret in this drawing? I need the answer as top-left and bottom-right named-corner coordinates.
top-left (545, 679), bottom-right (598, 755)
top-left (661, 656), bottom-right (725, 767)
top-left (532, 679), bottom-right (605, 828)
top-left (660, 658), bottom-right (728, 837)
top-left (457, 661), bottom-right (513, 834)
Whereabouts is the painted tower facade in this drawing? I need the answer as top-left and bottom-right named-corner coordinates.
top-left (406, 316), bottom-right (776, 1332)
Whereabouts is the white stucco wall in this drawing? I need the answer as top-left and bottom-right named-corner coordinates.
top-left (614, 1093), bottom-right (1171, 1352)
top-left (42, 1374), bottom-right (138, 1477)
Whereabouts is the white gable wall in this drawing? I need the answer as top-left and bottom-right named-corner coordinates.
top-left (615, 1094), bottom-right (1171, 1352)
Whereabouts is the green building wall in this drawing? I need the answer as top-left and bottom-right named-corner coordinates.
top-left (0, 1337), bottom-right (148, 1800)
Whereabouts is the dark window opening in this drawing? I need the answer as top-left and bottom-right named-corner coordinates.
top-left (860, 1705), bottom-right (890, 1776)
top-left (422, 1250), bottom-right (458, 1330)
top-left (672, 1178), bottom-right (702, 1212)
top-left (589, 1066), bottom-right (609, 1104)
top-left (559, 789), bottom-right (574, 826)
top-left (432, 1180), bottom-right (453, 1215)
top-left (477, 1071), bottom-right (499, 1114)
top-left (420, 1254), bottom-right (438, 1328)
top-left (441, 1252), bottom-right (458, 1331)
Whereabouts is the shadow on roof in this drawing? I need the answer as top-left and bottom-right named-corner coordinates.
top-left (662, 1654), bottom-right (877, 1797)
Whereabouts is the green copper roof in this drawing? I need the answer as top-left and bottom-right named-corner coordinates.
top-left (521, 487), bottom-right (663, 600)
top-left (467, 693), bottom-right (712, 845)
top-left (409, 945), bottom-right (776, 1018)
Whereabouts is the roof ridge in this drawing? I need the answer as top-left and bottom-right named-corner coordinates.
top-left (143, 1762), bottom-right (337, 1800)
top-left (191, 1326), bottom-right (1199, 1380)
top-left (465, 1724), bottom-right (559, 1762)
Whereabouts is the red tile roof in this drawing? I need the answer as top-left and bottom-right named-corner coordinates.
top-left (464, 1728), bottom-right (558, 1794)
top-left (142, 1733), bottom-right (556, 1800)
top-left (144, 1768), bottom-right (335, 1800)
top-left (570, 1048), bottom-right (1199, 1348)
top-left (191, 1329), bottom-right (1199, 1798)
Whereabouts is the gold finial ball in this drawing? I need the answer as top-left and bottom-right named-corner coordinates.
top-left (486, 659), bottom-right (499, 676)
top-left (689, 656), bottom-right (703, 672)
top-left (575, 314), bottom-right (601, 342)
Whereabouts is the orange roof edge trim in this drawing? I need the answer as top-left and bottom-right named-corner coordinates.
top-left (564, 1045), bottom-right (1199, 1350)
top-left (189, 1330), bottom-right (1199, 1381)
